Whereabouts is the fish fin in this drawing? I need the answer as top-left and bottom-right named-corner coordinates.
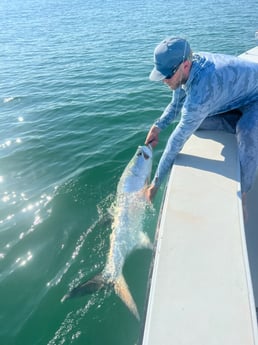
top-left (138, 231), bottom-right (153, 250)
top-left (114, 274), bottom-right (140, 321)
top-left (61, 274), bottom-right (105, 302)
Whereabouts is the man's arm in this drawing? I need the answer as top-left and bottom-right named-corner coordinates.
top-left (145, 87), bottom-right (186, 148)
top-left (154, 87), bottom-right (186, 130)
top-left (147, 107), bottom-right (210, 202)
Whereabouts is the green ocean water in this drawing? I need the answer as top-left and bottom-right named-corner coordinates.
top-left (0, 0), bottom-right (257, 344)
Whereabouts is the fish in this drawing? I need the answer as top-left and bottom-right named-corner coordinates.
top-left (62, 145), bottom-right (153, 320)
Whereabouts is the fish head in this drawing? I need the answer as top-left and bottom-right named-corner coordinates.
top-left (132, 145), bottom-right (152, 178)
top-left (138, 145), bottom-right (152, 160)
top-left (119, 145), bottom-right (152, 194)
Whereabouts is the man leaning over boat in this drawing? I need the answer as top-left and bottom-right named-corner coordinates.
top-left (145, 37), bottom-right (258, 215)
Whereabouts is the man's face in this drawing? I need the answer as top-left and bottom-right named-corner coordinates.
top-left (163, 61), bottom-right (190, 90)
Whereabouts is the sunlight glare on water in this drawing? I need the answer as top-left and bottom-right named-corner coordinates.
top-left (0, 0), bottom-right (257, 344)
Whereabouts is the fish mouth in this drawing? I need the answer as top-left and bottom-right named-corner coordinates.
top-left (141, 145), bottom-right (152, 159)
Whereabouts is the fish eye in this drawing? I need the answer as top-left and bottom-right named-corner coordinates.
top-left (137, 152), bottom-right (142, 156)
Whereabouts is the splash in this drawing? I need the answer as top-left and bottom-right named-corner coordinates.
top-left (48, 194), bottom-right (112, 290)
top-left (47, 216), bottom-right (103, 289)
top-left (48, 290), bottom-right (111, 345)
top-left (3, 97), bottom-right (15, 103)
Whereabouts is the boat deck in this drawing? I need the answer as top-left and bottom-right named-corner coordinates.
top-left (142, 46), bottom-right (258, 345)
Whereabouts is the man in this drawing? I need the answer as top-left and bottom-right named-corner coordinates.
top-left (145, 37), bottom-right (258, 203)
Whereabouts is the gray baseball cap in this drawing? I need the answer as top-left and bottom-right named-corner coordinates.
top-left (149, 37), bottom-right (191, 81)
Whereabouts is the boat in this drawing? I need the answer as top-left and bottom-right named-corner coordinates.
top-left (141, 44), bottom-right (258, 344)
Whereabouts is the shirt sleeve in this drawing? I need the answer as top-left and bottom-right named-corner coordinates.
top-left (152, 98), bottom-right (210, 188)
top-left (154, 87), bottom-right (186, 130)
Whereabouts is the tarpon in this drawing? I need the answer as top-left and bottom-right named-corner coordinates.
top-left (62, 145), bottom-right (153, 320)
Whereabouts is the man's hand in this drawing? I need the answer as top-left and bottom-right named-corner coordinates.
top-left (145, 184), bottom-right (158, 203)
top-left (145, 125), bottom-right (160, 148)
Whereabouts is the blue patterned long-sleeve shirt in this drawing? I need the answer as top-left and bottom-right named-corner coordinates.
top-left (153, 52), bottom-right (258, 188)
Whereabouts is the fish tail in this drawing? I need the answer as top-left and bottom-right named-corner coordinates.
top-left (61, 274), bottom-right (105, 302)
top-left (61, 273), bottom-right (140, 321)
top-left (114, 274), bottom-right (140, 321)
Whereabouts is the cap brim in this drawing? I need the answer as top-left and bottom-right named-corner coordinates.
top-left (149, 68), bottom-right (166, 81)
